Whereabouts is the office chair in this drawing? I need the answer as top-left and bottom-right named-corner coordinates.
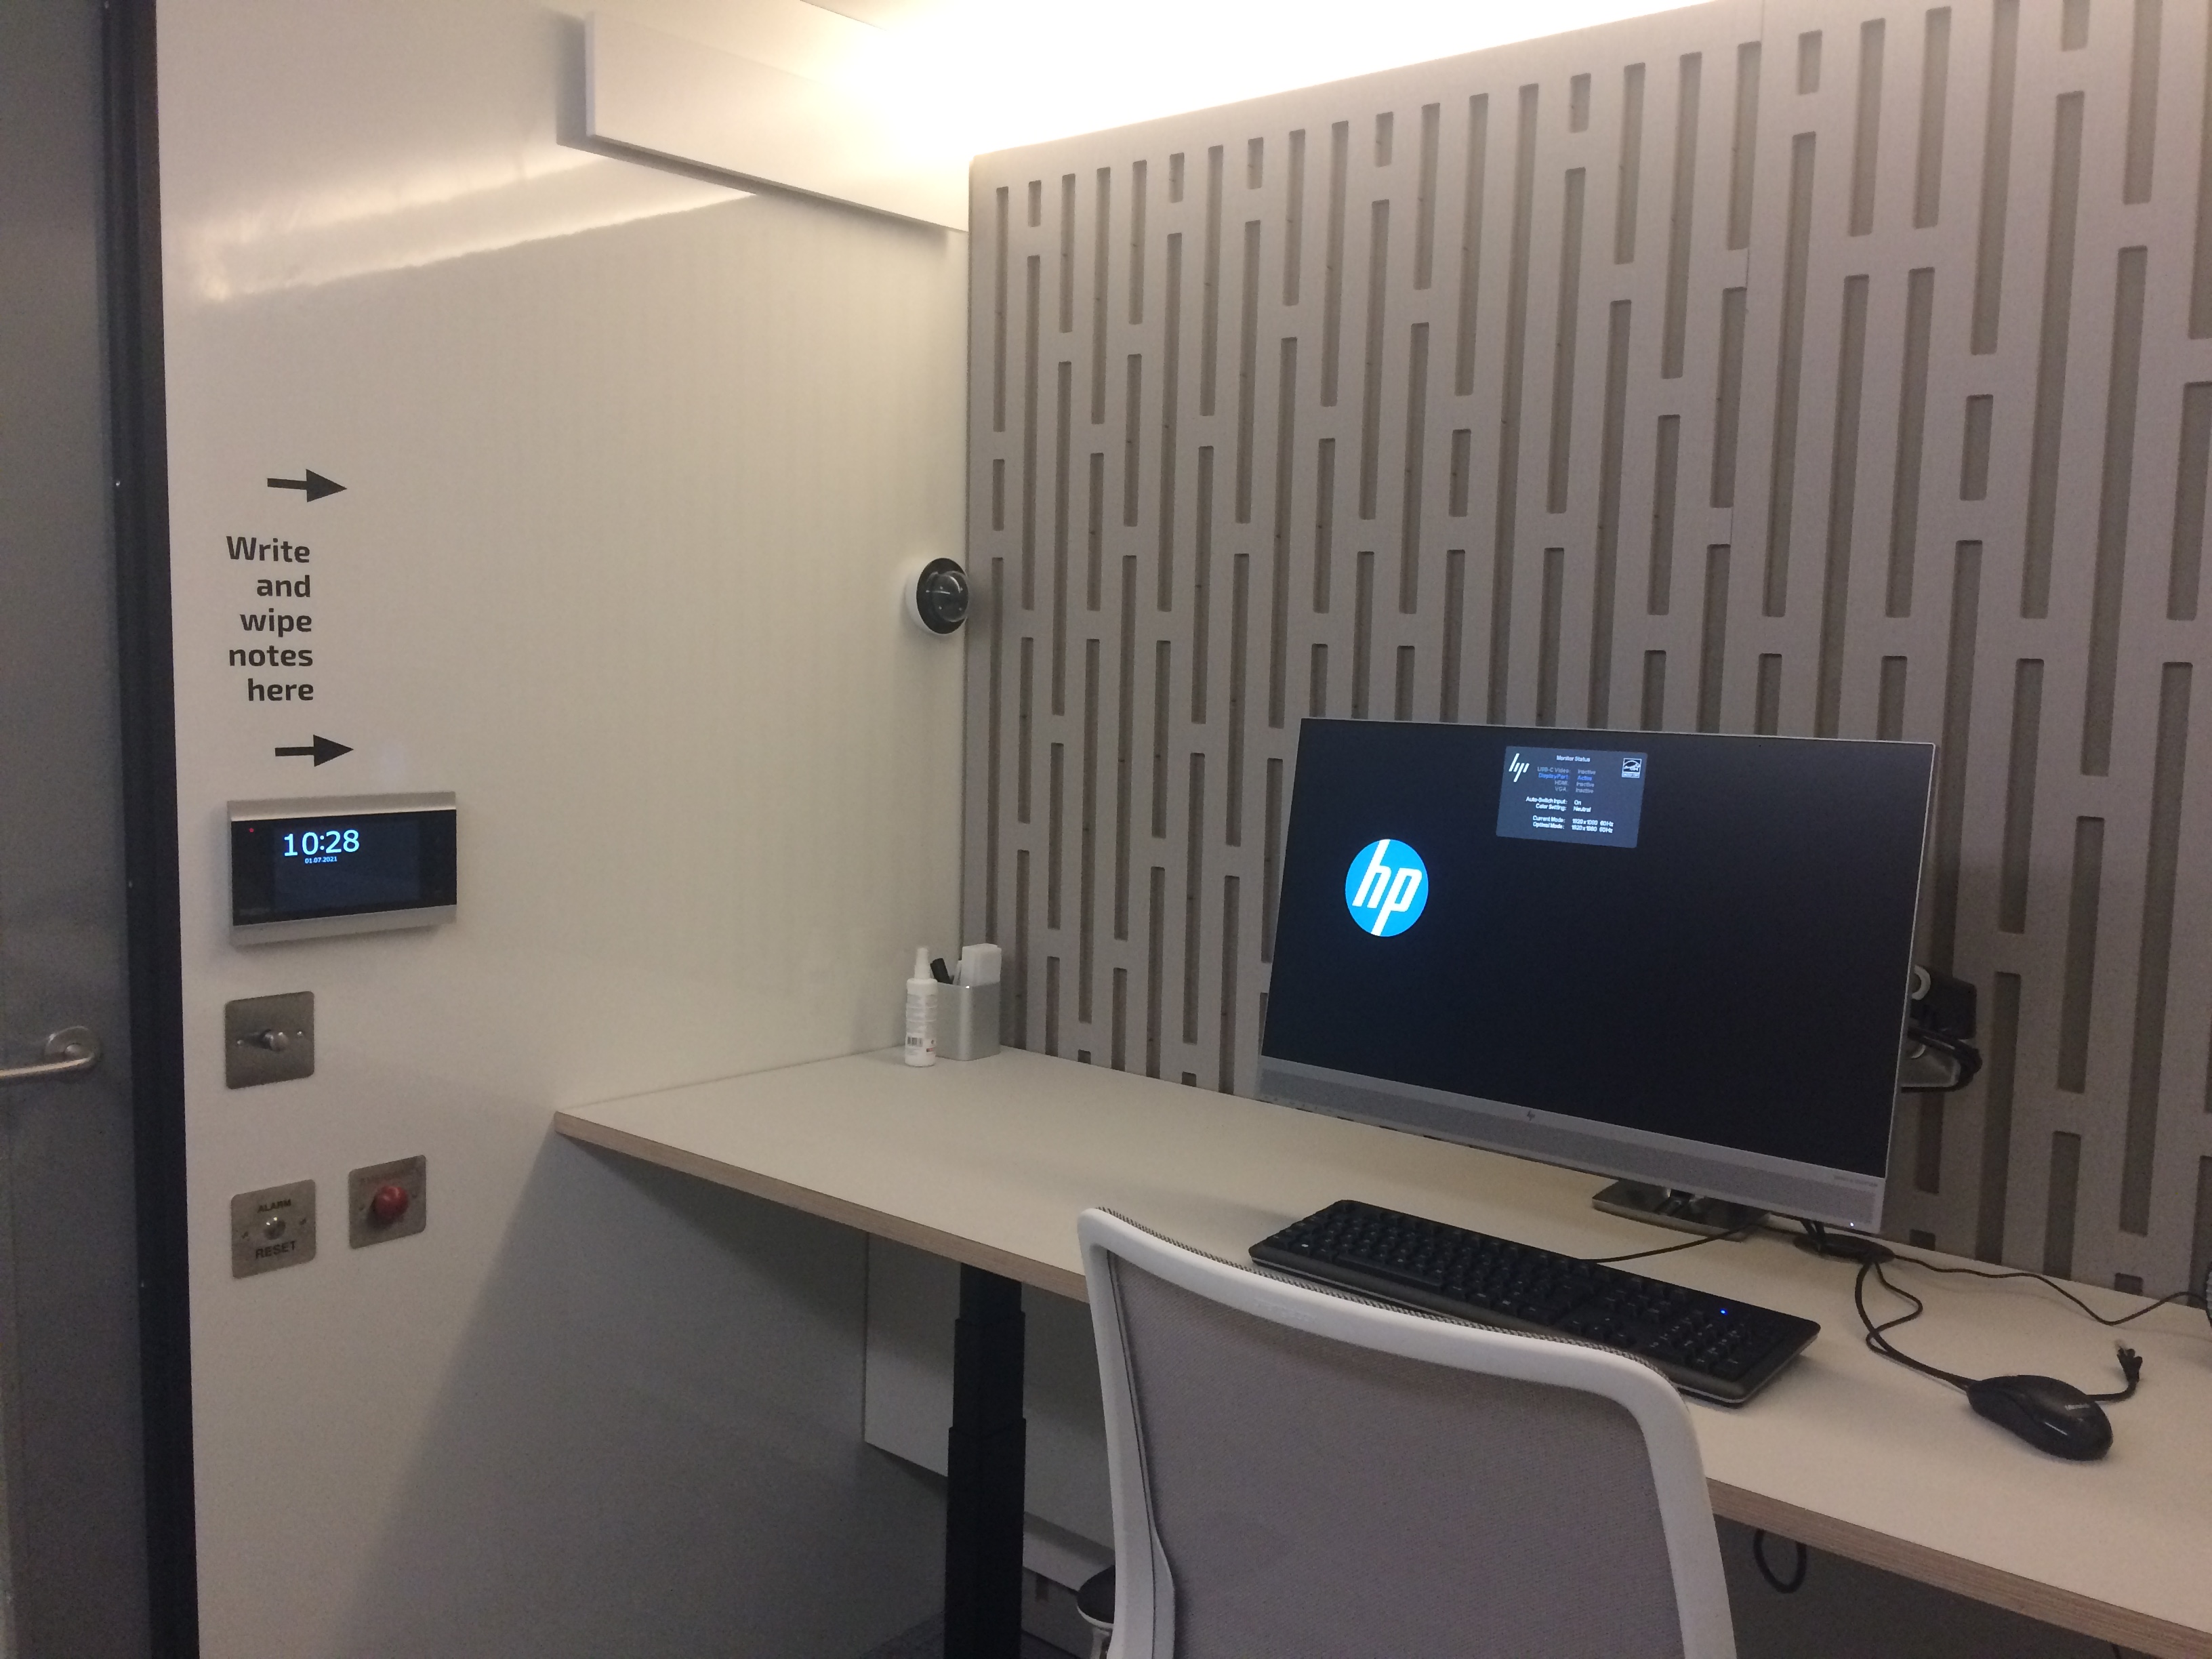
top-left (1078, 1209), bottom-right (1737, 1658)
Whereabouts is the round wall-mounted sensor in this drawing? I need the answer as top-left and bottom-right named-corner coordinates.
top-left (906, 557), bottom-right (970, 635)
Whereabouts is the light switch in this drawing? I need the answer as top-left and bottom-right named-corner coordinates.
top-left (230, 1180), bottom-right (316, 1277)
top-left (225, 992), bottom-right (314, 1088)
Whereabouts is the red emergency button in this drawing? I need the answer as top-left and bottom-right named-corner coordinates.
top-left (369, 1183), bottom-right (411, 1225)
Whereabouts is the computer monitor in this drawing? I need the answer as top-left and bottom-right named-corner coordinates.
top-left (1257, 720), bottom-right (1935, 1233)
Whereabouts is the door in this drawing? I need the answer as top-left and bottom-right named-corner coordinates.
top-left (0, 0), bottom-right (157, 1651)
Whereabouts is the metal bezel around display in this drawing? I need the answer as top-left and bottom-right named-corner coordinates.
top-left (228, 792), bottom-right (457, 945)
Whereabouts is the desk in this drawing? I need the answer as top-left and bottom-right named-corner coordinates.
top-left (556, 1047), bottom-right (2212, 1659)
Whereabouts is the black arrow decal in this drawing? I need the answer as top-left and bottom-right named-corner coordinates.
top-left (273, 736), bottom-right (353, 766)
top-left (266, 470), bottom-right (346, 501)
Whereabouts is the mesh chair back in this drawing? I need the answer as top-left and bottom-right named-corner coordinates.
top-left (1082, 1212), bottom-right (1736, 1659)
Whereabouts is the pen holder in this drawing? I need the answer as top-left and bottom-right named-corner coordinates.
top-left (940, 982), bottom-right (1000, 1061)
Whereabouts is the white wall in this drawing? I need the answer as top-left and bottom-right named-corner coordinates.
top-left (158, 2), bottom-right (967, 1652)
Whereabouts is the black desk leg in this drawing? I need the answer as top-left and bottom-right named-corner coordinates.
top-left (943, 1265), bottom-right (1025, 1659)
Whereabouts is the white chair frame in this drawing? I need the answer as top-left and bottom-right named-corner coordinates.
top-left (1080, 1208), bottom-right (1738, 1659)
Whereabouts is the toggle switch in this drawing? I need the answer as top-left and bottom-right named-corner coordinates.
top-left (224, 991), bottom-right (314, 1087)
top-left (348, 1155), bottom-right (426, 1248)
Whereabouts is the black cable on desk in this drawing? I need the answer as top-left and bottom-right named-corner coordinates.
top-left (1851, 1252), bottom-right (2144, 1401)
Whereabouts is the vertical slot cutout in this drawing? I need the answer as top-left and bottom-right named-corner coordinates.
top-left (1456, 96), bottom-right (1491, 396)
top-left (1590, 300), bottom-right (1633, 725)
top-left (1359, 200), bottom-right (1393, 518)
top-left (1713, 287), bottom-right (1748, 506)
top-left (1914, 9), bottom-right (1950, 228)
top-left (1235, 219), bottom-right (1261, 523)
top-left (1226, 554), bottom-right (1250, 845)
top-left (1850, 20), bottom-right (1884, 235)
top-left (2121, 664), bottom-right (2192, 1232)
top-left (1641, 650), bottom-right (1667, 729)
top-left (1755, 653), bottom-right (1783, 733)
top-left (1998, 659), bottom-right (2043, 933)
top-left (1887, 268), bottom-right (1936, 616)
top-left (1976, 973), bottom-right (2022, 1260)
top-left (1816, 275), bottom-right (1871, 737)
top-left (1930, 544), bottom-right (1982, 970)
top-left (1765, 135), bottom-right (1818, 617)
top-left (1323, 122), bottom-right (1350, 405)
top-left (1415, 103), bottom-right (1441, 288)
top-left (1191, 448), bottom-right (1214, 722)
top-left (1961, 393), bottom-right (1994, 498)
top-left (1200, 148), bottom-right (1224, 417)
top-left (2169, 382), bottom-right (2212, 618)
top-left (1158, 235), bottom-right (1184, 610)
top-left (1547, 169), bottom-right (1588, 515)
top-left (1536, 546), bottom-right (1566, 724)
top-left (1353, 550), bottom-right (1376, 717)
top-left (1727, 43), bottom-right (1762, 249)
top-left (1269, 339), bottom-right (1299, 727)
top-left (1496, 85), bottom-right (1540, 628)
top-left (2022, 93), bottom-right (2086, 619)
top-left (1971, 1), bottom-right (2020, 354)
top-left (1488, 546), bottom-right (1516, 722)
top-left (1616, 63), bottom-right (1646, 264)
top-left (1697, 545), bottom-right (1729, 731)
top-left (1441, 548), bottom-right (1467, 720)
top-left (1401, 323), bottom-right (1431, 611)
top-left (2083, 247), bottom-right (2148, 775)
top-left (2125, 0), bottom-right (2162, 203)
top-left (1662, 54), bottom-right (1701, 377)
top-left (1650, 413), bottom-right (1681, 613)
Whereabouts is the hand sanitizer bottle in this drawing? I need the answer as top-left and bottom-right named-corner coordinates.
top-left (904, 947), bottom-right (938, 1067)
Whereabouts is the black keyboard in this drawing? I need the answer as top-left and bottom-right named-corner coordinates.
top-left (1252, 1199), bottom-right (1820, 1405)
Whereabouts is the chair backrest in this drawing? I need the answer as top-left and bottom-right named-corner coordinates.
top-left (1080, 1210), bottom-right (1736, 1659)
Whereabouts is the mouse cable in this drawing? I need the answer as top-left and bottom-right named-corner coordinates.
top-left (1852, 1254), bottom-right (2144, 1402)
top-left (1879, 1251), bottom-right (2203, 1328)
top-left (1797, 1217), bottom-right (2205, 1325)
top-left (1750, 1530), bottom-right (1808, 1594)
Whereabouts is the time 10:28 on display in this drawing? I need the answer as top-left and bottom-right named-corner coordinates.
top-left (282, 827), bottom-right (361, 863)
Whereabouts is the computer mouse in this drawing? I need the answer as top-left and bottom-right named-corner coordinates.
top-left (1965, 1374), bottom-right (2112, 1460)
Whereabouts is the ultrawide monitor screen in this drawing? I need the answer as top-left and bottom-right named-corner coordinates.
top-left (1258, 721), bottom-right (1935, 1229)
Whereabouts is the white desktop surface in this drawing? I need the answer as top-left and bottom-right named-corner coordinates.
top-left (555, 1047), bottom-right (2212, 1657)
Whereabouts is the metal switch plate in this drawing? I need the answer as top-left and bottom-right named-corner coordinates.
top-left (230, 1180), bottom-right (316, 1277)
top-left (225, 991), bottom-right (314, 1088)
top-left (348, 1155), bottom-right (426, 1248)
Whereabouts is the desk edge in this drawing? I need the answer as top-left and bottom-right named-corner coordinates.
top-left (553, 1109), bottom-right (1092, 1301)
top-left (1708, 1481), bottom-right (2210, 1658)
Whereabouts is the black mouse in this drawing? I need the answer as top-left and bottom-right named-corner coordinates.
top-left (1966, 1374), bottom-right (2113, 1460)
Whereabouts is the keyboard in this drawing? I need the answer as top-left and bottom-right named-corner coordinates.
top-left (1250, 1199), bottom-right (1820, 1405)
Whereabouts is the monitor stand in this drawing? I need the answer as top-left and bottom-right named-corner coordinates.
top-left (1590, 1180), bottom-right (1765, 1239)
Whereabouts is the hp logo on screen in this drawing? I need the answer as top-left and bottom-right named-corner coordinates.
top-left (1345, 840), bottom-right (1429, 937)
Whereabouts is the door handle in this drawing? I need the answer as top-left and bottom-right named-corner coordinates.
top-left (0, 1027), bottom-right (101, 1087)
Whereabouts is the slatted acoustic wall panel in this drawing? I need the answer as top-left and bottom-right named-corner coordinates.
top-left (964, 0), bottom-right (2212, 1295)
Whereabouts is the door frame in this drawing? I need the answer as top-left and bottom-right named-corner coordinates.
top-left (102, 1), bottom-right (197, 1650)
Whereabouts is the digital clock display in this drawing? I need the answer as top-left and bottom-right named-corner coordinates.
top-left (230, 794), bottom-right (456, 939)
